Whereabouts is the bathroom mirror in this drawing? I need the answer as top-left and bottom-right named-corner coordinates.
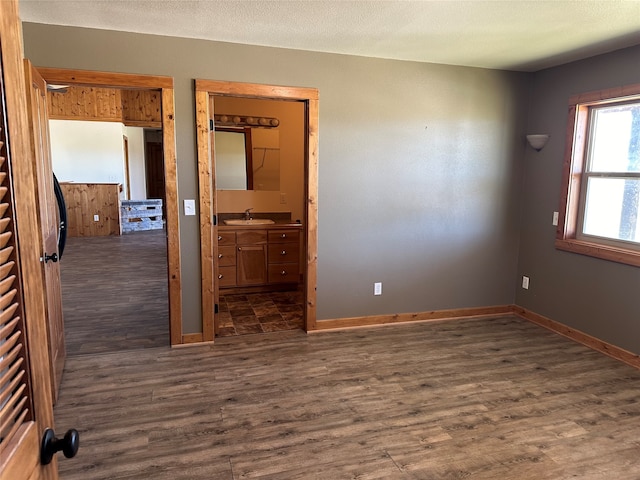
top-left (215, 127), bottom-right (280, 191)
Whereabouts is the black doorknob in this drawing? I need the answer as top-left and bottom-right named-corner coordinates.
top-left (40, 428), bottom-right (79, 465)
top-left (43, 252), bottom-right (58, 263)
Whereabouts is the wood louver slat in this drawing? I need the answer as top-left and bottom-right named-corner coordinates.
top-left (0, 332), bottom-right (21, 371)
top-left (0, 275), bottom-right (16, 297)
top-left (0, 261), bottom-right (14, 282)
top-left (0, 301), bottom-right (17, 326)
top-left (0, 357), bottom-right (23, 404)
top-left (0, 328), bottom-right (20, 359)
top-left (0, 287), bottom-right (17, 310)
top-left (0, 246), bottom-right (14, 265)
top-left (0, 388), bottom-right (28, 442)
top-left (0, 231), bottom-right (12, 249)
top-left (0, 73), bottom-right (33, 452)
top-left (0, 216), bottom-right (10, 233)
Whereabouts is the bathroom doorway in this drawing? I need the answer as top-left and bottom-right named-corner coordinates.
top-left (213, 95), bottom-right (305, 337)
top-left (195, 80), bottom-right (318, 341)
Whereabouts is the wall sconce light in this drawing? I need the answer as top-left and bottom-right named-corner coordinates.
top-left (526, 134), bottom-right (550, 152)
top-left (214, 114), bottom-right (279, 128)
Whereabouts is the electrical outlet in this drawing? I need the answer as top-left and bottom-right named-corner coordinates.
top-left (374, 282), bottom-right (382, 295)
top-left (552, 211), bottom-right (559, 226)
top-left (522, 276), bottom-right (530, 290)
top-left (280, 193), bottom-right (287, 204)
top-left (93, 214), bottom-right (99, 222)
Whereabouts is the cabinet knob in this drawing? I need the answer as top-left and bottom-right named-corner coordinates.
top-left (238, 247), bottom-right (242, 251)
top-left (217, 236), bottom-right (222, 241)
top-left (218, 254), bottom-right (223, 258)
top-left (281, 270), bottom-right (287, 276)
top-left (280, 250), bottom-right (287, 255)
top-left (218, 274), bottom-right (223, 279)
top-left (280, 233), bottom-right (287, 238)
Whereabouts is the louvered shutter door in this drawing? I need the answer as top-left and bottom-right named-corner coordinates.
top-left (0, 70), bottom-right (34, 453)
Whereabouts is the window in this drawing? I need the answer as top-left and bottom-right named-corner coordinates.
top-left (557, 83), bottom-right (640, 267)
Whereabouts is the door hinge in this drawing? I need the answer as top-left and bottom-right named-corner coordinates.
top-left (213, 214), bottom-right (217, 226)
top-left (214, 303), bottom-right (219, 314)
top-left (209, 119), bottom-right (214, 131)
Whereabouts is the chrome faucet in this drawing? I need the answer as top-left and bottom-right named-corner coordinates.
top-left (244, 208), bottom-right (253, 220)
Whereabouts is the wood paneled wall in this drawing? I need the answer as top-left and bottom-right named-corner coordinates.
top-left (121, 89), bottom-right (161, 127)
top-left (60, 182), bottom-right (121, 237)
top-left (48, 86), bottom-right (122, 121)
top-left (48, 86), bottom-right (161, 127)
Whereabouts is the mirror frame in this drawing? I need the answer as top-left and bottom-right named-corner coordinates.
top-left (214, 126), bottom-right (254, 190)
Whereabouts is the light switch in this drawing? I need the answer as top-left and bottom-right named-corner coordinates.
top-left (184, 199), bottom-right (196, 216)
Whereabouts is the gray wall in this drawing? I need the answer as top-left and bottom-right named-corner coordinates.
top-left (22, 23), bottom-right (530, 333)
top-left (517, 44), bottom-right (640, 354)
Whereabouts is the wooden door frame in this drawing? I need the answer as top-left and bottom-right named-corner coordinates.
top-left (195, 79), bottom-right (318, 341)
top-left (24, 60), bottom-right (67, 403)
top-left (122, 135), bottom-right (131, 199)
top-left (36, 68), bottom-right (183, 346)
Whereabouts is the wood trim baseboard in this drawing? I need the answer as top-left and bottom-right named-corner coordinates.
top-left (512, 305), bottom-right (640, 369)
top-left (310, 305), bottom-right (513, 332)
top-left (177, 301), bottom-right (640, 371)
top-left (173, 337), bottom-right (215, 348)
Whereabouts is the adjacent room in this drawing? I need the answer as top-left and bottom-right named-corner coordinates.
top-left (2, 0), bottom-right (640, 478)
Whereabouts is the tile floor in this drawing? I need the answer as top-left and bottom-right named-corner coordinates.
top-left (217, 290), bottom-right (305, 336)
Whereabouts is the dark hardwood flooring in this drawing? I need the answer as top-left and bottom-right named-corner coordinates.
top-left (54, 315), bottom-right (640, 479)
top-left (60, 230), bottom-right (169, 355)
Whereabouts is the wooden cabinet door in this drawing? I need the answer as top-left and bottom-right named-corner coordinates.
top-left (237, 245), bottom-right (267, 285)
top-left (24, 60), bottom-right (66, 403)
top-left (0, 1), bottom-right (59, 477)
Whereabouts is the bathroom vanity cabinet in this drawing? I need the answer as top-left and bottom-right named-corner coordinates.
top-left (217, 224), bottom-right (302, 291)
top-left (267, 229), bottom-right (300, 284)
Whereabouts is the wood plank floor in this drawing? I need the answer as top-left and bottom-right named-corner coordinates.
top-left (59, 230), bottom-right (169, 355)
top-left (53, 315), bottom-right (640, 479)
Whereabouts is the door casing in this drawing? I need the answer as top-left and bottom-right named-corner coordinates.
top-left (194, 80), bottom-right (319, 341)
top-left (24, 60), bottom-right (66, 403)
top-left (35, 68), bottom-right (184, 345)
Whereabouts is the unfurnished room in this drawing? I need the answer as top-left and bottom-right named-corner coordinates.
top-left (1, 1), bottom-right (640, 479)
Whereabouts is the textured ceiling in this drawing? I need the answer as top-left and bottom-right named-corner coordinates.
top-left (19, 0), bottom-right (640, 72)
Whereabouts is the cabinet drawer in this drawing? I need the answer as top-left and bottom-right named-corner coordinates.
top-left (237, 229), bottom-right (267, 245)
top-left (218, 246), bottom-right (236, 267)
top-left (217, 231), bottom-right (236, 246)
top-left (268, 229), bottom-right (300, 243)
top-left (217, 266), bottom-right (236, 287)
top-left (268, 243), bottom-right (300, 264)
top-left (268, 263), bottom-right (300, 284)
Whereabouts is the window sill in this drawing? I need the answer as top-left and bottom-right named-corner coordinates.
top-left (556, 238), bottom-right (640, 268)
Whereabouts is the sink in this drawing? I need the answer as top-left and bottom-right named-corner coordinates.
top-left (223, 219), bottom-right (275, 226)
